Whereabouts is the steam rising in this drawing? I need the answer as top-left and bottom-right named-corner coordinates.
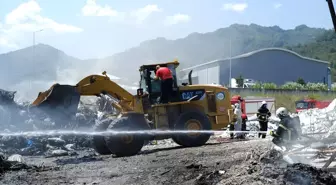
top-left (7, 57), bottom-right (138, 103)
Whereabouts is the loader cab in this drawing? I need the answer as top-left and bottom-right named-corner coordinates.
top-left (138, 60), bottom-right (180, 104)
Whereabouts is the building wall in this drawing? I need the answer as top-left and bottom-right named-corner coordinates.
top-left (180, 62), bottom-right (220, 84)
top-left (219, 49), bottom-right (329, 85)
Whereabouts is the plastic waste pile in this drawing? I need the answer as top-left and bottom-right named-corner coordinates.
top-left (296, 98), bottom-right (336, 139)
top-left (243, 99), bottom-right (336, 140)
top-left (0, 89), bottom-right (118, 157)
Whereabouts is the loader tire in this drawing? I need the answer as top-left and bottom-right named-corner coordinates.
top-left (92, 118), bottom-right (113, 155)
top-left (105, 114), bottom-right (150, 157)
top-left (172, 111), bottom-right (212, 147)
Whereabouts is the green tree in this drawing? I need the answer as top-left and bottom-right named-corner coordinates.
top-left (235, 75), bottom-right (244, 87)
top-left (296, 77), bottom-right (306, 86)
top-left (290, 30), bottom-right (336, 81)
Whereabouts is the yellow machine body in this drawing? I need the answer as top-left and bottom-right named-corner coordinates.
top-left (31, 60), bottom-right (234, 131)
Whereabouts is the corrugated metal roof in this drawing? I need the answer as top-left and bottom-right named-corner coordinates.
top-left (180, 48), bottom-right (330, 72)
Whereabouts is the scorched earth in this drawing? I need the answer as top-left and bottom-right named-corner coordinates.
top-left (1, 137), bottom-right (336, 185)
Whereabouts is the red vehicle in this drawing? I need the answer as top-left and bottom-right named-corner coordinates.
top-left (231, 95), bottom-right (247, 120)
top-left (230, 95), bottom-right (276, 120)
top-left (295, 99), bottom-right (332, 113)
top-left (230, 95), bottom-right (276, 134)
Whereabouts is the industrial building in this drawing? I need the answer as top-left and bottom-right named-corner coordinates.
top-left (178, 48), bottom-right (331, 86)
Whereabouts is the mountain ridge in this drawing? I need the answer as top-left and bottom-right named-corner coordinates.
top-left (91, 23), bottom-right (327, 80)
top-left (0, 23), bottom-right (330, 99)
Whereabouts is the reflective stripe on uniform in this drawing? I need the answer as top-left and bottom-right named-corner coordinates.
top-left (270, 130), bottom-right (279, 136)
top-left (279, 124), bottom-right (288, 130)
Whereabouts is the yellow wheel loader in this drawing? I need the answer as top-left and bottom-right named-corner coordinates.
top-left (31, 60), bottom-right (235, 157)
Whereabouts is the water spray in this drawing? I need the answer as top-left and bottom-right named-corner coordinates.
top-left (0, 130), bottom-right (269, 137)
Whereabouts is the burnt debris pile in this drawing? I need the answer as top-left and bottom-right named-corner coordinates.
top-left (284, 163), bottom-right (336, 185)
top-left (218, 148), bottom-right (336, 185)
top-left (0, 153), bottom-right (30, 174)
top-left (0, 88), bottom-right (116, 131)
top-left (0, 88), bottom-right (116, 157)
top-left (0, 153), bottom-right (55, 178)
top-left (0, 135), bottom-right (93, 157)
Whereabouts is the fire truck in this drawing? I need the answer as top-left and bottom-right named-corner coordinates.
top-left (295, 99), bottom-right (332, 113)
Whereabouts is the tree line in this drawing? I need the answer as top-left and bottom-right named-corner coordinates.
top-left (287, 30), bottom-right (336, 81)
top-left (235, 76), bottom-right (335, 91)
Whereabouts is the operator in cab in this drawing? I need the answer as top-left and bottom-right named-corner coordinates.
top-left (257, 101), bottom-right (271, 139)
top-left (270, 107), bottom-right (301, 148)
top-left (154, 65), bottom-right (173, 103)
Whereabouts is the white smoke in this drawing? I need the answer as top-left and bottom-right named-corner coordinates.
top-left (10, 64), bottom-right (138, 103)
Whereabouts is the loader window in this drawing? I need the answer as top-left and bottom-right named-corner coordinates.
top-left (149, 70), bottom-right (161, 93)
top-left (139, 68), bottom-right (162, 104)
top-left (151, 80), bottom-right (161, 93)
top-left (140, 72), bottom-right (148, 93)
top-left (140, 65), bottom-right (180, 104)
top-left (140, 78), bottom-right (148, 93)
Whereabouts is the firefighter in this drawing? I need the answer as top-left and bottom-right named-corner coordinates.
top-left (270, 107), bottom-right (301, 147)
top-left (257, 101), bottom-right (271, 138)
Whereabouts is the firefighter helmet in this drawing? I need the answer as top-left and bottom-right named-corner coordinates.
top-left (276, 107), bottom-right (289, 118)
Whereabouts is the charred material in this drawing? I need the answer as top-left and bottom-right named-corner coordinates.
top-left (284, 163), bottom-right (336, 185)
top-left (0, 89), bottom-right (16, 105)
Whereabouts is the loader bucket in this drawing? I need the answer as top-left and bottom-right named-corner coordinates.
top-left (31, 84), bottom-right (80, 121)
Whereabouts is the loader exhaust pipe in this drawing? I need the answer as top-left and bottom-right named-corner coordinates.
top-left (188, 70), bottom-right (193, 85)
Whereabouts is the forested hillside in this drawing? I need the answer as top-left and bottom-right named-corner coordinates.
top-left (287, 30), bottom-right (336, 80)
top-left (90, 24), bottom-right (326, 81)
top-left (0, 23), bottom-right (329, 88)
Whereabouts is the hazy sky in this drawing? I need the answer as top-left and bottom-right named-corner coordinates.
top-left (0, 0), bottom-right (334, 59)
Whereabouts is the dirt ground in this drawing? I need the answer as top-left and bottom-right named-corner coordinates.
top-left (0, 138), bottom-right (335, 185)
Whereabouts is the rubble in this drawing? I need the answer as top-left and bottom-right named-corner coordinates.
top-left (0, 89), bottom-right (16, 105)
top-left (7, 154), bottom-right (24, 163)
top-left (284, 163), bottom-right (335, 185)
top-left (45, 149), bottom-right (75, 158)
top-left (0, 152), bottom-right (54, 176)
top-left (218, 148), bottom-right (336, 185)
top-left (0, 91), bottom-right (115, 158)
top-left (0, 134), bottom-right (94, 157)
top-left (0, 86), bottom-right (336, 184)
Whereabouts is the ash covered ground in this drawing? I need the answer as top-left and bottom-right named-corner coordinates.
top-left (1, 139), bottom-right (335, 185)
top-left (0, 89), bottom-right (336, 184)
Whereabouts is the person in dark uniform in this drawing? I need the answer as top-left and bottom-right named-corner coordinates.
top-left (270, 107), bottom-right (301, 147)
top-left (154, 65), bottom-right (173, 103)
top-left (257, 101), bottom-right (271, 138)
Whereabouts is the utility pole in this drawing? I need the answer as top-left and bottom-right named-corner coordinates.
top-left (326, 0), bottom-right (336, 32)
top-left (229, 37), bottom-right (232, 87)
top-left (33, 29), bottom-right (43, 49)
top-left (31, 29), bottom-right (43, 90)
